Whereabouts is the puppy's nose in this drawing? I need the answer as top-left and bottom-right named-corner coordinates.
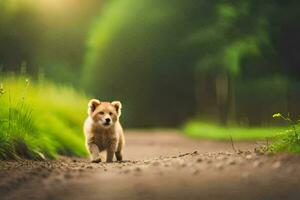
top-left (105, 118), bottom-right (111, 123)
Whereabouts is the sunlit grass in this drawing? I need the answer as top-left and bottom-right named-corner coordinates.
top-left (269, 114), bottom-right (300, 153)
top-left (268, 130), bottom-right (300, 153)
top-left (183, 121), bottom-right (286, 140)
top-left (0, 75), bottom-right (88, 160)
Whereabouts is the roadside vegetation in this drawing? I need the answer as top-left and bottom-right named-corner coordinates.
top-left (269, 113), bottom-right (300, 153)
top-left (0, 75), bottom-right (299, 160)
top-left (184, 119), bottom-right (300, 153)
top-left (183, 121), bottom-right (285, 140)
top-left (0, 75), bottom-right (88, 160)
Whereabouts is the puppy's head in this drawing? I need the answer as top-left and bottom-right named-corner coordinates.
top-left (87, 99), bottom-right (122, 129)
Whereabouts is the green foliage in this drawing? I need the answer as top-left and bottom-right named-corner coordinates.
top-left (235, 76), bottom-right (289, 126)
top-left (0, 0), bottom-right (102, 84)
top-left (184, 115), bottom-right (300, 153)
top-left (270, 113), bottom-right (300, 153)
top-left (0, 75), bottom-right (88, 160)
top-left (1, 0), bottom-right (300, 128)
top-left (183, 121), bottom-right (285, 140)
top-left (82, 0), bottom-right (300, 127)
top-left (83, 0), bottom-right (201, 126)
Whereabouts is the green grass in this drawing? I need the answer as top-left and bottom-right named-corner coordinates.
top-left (269, 114), bottom-right (300, 153)
top-left (184, 120), bottom-right (300, 153)
top-left (0, 75), bottom-right (88, 160)
top-left (183, 121), bottom-right (286, 140)
top-left (269, 131), bottom-right (300, 153)
top-left (1, 75), bottom-right (298, 159)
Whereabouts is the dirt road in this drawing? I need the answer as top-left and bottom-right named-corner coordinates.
top-left (1, 130), bottom-right (300, 200)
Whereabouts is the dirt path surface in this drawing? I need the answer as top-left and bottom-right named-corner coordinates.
top-left (1, 130), bottom-right (300, 200)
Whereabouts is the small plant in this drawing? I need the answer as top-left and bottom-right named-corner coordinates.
top-left (270, 113), bottom-right (300, 153)
top-left (273, 113), bottom-right (299, 138)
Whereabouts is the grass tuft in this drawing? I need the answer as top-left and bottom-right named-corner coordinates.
top-left (269, 113), bottom-right (300, 153)
top-left (0, 75), bottom-right (88, 160)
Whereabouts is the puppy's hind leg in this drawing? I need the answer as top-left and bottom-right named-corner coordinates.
top-left (88, 143), bottom-right (101, 163)
top-left (106, 150), bottom-right (115, 163)
top-left (107, 139), bottom-right (118, 163)
top-left (115, 151), bottom-right (122, 162)
top-left (115, 133), bottom-right (124, 162)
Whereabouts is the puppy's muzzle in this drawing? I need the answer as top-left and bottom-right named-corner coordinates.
top-left (103, 118), bottom-right (111, 126)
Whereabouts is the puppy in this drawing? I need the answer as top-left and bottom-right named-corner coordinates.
top-left (83, 99), bottom-right (125, 163)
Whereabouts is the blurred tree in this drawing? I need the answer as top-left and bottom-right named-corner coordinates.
top-left (83, 0), bottom-right (300, 127)
top-left (1, 0), bottom-right (300, 127)
top-left (83, 0), bottom-right (204, 126)
top-left (0, 0), bottom-right (103, 84)
top-left (0, 1), bottom-right (41, 72)
top-left (187, 0), bottom-right (269, 125)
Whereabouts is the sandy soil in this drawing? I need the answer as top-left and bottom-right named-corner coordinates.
top-left (1, 130), bottom-right (300, 200)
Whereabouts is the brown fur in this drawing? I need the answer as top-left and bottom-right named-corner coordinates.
top-left (83, 99), bottom-right (125, 163)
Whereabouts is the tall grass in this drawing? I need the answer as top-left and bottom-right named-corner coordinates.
top-left (0, 75), bottom-right (88, 160)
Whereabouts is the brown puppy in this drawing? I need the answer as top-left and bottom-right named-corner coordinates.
top-left (83, 99), bottom-right (125, 163)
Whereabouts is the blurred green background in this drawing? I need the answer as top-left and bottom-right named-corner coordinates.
top-left (1, 0), bottom-right (300, 127)
top-left (1, 0), bottom-right (300, 158)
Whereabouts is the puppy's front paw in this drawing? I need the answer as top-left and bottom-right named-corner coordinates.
top-left (91, 157), bottom-right (101, 163)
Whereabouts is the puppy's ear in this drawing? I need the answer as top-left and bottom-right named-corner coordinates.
top-left (88, 99), bottom-right (100, 115)
top-left (111, 101), bottom-right (122, 117)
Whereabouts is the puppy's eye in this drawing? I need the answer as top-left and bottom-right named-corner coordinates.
top-left (109, 112), bottom-right (113, 116)
top-left (99, 112), bottom-right (104, 115)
